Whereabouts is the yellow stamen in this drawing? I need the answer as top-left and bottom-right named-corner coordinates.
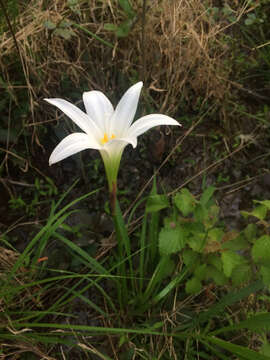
top-left (101, 133), bottom-right (109, 144)
top-left (101, 133), bottom-right (116, 144)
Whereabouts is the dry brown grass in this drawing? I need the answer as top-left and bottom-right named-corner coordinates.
top-left (0, 0), bottom-right (254, 130)
top-left (138, 0), bottom-right (230, 114)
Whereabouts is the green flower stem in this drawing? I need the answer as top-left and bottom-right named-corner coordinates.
top-left (100, 150), bottom-right (123, 195)
top-left (139, 213), bottom-right (147, 294)
top-left (112, 198), bottom-right (135, 303)
top-left (109, 182), bottom-right (117, 216)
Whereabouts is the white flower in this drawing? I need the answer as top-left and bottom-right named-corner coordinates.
top-left (45, 82), bottom-right (180, 190)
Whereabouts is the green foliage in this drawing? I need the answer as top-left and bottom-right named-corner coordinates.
top-left (260, 266), bottom-right (270, 286)
top-left (104, 0), bottom-right (137, 38)
top-left (155, 186), bottom-right (270, 294)
top-left (261, 342), bottom-right (270, 357)
top-left (146, 193), bottom-right (169, 213)
top-left (174, 188), bottom-right (196, 216)
top-left (252, 235), bottom-right (270, 265)
top-left (110, 182), bottom-right (270, 329)
top-left (207, 336), bottom-right (270, 360)
top-left (158, 225), bottom-right (185, 256)
top-left (1, 183), bottom-right (105, 348)
top-left (8, 176), bottom-right (58, 216)
top-left (185, 276), bottom-right (202, 294)
top-left (221, 250), bottom-right (245, 277)
top-left (44, 19), bottom-right (76, 40)
top-left (3, 180), bottom-right (270, 359)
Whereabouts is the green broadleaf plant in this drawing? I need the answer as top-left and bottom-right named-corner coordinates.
top-left (156, 186), bottom-right (270, 295)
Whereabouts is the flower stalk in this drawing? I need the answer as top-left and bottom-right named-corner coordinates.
top-left (45, 81), bottom-right (181, 306)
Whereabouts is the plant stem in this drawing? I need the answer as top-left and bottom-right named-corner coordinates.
top-left (109, 182), bottom-right (117, 216)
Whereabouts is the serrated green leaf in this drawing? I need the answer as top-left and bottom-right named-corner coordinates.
top-left (194, 264), bottom-right (207, 281)
top-left (260, 266), bottom-right (270, 285)
top-left (231, 264), bottom-right (252, 286)
top-left (205, 265), bottom-right (227, 285)
top-left (244, 223), bottom-right (257, 243)
top-left (205, 204), bottom-right (220, 227)
top-left (185, 277), bottom-right (202, 294)
top-left (207, 254), bottom-right (223, 271)
top-left (146, 194), bottom-right (169, 213)
top-left (181, 220), bottom-right (204, 234)
top-left (241, 210), bottom-right (252, 219)
top-left (251, 205), bottom-right (268, 220)
top-left (194, 204), bottom-right (208, 223)
top-left (174, 189), bottom-right (196, 216)
top-left (208, 228), bottom-right (224, 242)
top-left (200, 186), bottom-right (216, 206)
top-left (182, 249), bottom-right (199, 266)
top-left (222, 233), bottom-right (248, 251)
top-left (221, 251), bottom-right (244, 277)
top-left (189, 233), bottom-right (206, 252)
top-left (159, 226), bottom-right (185, 256)
top-left (242, 205), bottom-right (268, 221)
top-left (254, 200), bottom-right (270, 210)
top-left (252, 235), bottom-right (270, 265)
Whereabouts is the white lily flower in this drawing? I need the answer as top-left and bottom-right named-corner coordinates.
top-left (45, 82), bottom-right (181, 191)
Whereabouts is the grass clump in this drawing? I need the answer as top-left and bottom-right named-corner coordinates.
top-left (1, 181), bottom-right (270, 359)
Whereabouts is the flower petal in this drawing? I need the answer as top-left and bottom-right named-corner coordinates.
top-left (44, 98), bottom-right (102, 138)
top-left (83, 91), bottom-right (114, 133)
top-left (49, 133), bottom-right (101, 165)
top-left (109, 82), bottom-right (143, 136)
top-left (102, 138), bottom-right (131, 156)
top-left (127, 114), bottom-right (181, 139)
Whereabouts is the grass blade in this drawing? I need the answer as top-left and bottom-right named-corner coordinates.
top-left (207, 336), bottom-right (270, 360)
